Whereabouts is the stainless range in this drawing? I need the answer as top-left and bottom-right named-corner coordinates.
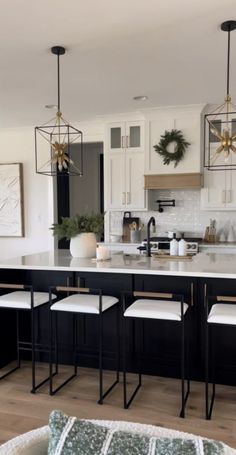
top-left (138, 237), bottom-right (200, 255)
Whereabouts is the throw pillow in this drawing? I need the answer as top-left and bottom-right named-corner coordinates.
top-left (48, 410), bottom-right (225, 455)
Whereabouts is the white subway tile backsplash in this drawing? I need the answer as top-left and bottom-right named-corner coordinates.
top-left (109, 189), bottom-right (236, 240)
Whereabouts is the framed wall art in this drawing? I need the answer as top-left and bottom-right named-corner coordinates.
top-left (0, 163), bottom-right (24, 237)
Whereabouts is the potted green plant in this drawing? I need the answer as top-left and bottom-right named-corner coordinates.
top-left (51, 213), bottom-right (104, 258)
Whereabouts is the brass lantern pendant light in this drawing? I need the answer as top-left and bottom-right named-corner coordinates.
top-left (35, 46), bottom-right (83, 176)
top-left (204, 20), bottom-right (236, 170)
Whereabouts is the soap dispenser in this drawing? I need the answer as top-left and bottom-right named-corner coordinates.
top-left (178, 234), bottom-right (187, 256)
top-left (170, 233), bottom-right (178, 256)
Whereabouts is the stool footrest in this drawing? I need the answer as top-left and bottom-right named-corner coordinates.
top-left (98, 374), bottom-right (120, 404)
top-left (0, 364), bottom-right (20, 380)
top-left (123, 373), bottom-right (142, 409)
top-left (32, 371), bottom-right (57, 394)
top-left (50, 372), bottom-right (77, 396)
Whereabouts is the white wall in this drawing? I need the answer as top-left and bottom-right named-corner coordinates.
top-left (0, 127), bottom-right (55, 259)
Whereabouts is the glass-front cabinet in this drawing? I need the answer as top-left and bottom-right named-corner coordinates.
top-left (108, 121), bottom-right (144, 152)
top-left (105, 120), bottom-right (147, 210)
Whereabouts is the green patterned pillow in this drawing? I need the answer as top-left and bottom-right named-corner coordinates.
top-left (48, 410), bottom-right (226, 455)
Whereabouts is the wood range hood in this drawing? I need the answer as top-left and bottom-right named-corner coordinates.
top-left (144, 173), bottom-right (202, 190)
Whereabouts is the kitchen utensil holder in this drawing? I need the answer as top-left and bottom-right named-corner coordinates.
top-left (204, 227), bottom-right (216, 243)
top-left (130, 230), bottom-right (141, 243)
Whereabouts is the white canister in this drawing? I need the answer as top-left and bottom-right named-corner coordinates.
top-left (170, 235), bottom-right (178, 256)
top-left (227, 225), bottom-right (235, 243)
top-left (178, 238), bottom-right (187, 256)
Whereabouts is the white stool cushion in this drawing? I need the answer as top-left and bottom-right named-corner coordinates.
top-left (208, 303), bottom-right (236, 325)
top-left (0, 291), bottom-right (55, 310)
top-left (50, 294), bottom-right (118, 314)
top-left (124, 299), bottom-right (188, 321)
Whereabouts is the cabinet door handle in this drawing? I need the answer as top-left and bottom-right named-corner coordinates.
top-left (222, 190), bottom-right (226, 203)
top-left (122, 192), bottom-right (126, 205)
top-left (126, 135), bottom-right (129, 148)
top-left (227, 189), bottom-right (232, 203)
top-left (127, 192), bottom-right (131, 204)
top-left (121, 136), bottom-right (125, 148)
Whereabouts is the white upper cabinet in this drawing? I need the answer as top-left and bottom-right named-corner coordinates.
top-left (201, 168), bottom-right (236, 210)
top-left (105, 120), bottom-right (147, 210)
top-left (145, 105), bottom-right (204, 175)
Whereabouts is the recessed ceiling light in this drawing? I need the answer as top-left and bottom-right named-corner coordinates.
top-left (133, 95), bottom-right (148, 101)
top-left (45, 104), bottom-right (57, 109)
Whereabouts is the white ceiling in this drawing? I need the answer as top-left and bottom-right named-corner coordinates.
top-left (0, 0), bottom-right (235, 127)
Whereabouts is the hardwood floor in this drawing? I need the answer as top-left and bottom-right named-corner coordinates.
top-left (0, 362), bottom-right (236, 449)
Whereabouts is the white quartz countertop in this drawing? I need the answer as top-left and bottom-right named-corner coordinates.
top-left (1, 250), bottom-right (236, 279)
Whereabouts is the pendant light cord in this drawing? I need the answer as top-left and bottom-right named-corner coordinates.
top-left (227, 26), bottom-right (231, 97)
top-left (57, 53), bottom-right (61, 112)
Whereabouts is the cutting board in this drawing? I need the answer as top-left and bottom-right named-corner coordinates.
top-left (122, 212), bottom-right (140, 242)
top-left (153, 254), bottom-right (192, 260)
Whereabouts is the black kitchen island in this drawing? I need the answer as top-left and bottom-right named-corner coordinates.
top-left (1, 250), bottom-right (236, 385)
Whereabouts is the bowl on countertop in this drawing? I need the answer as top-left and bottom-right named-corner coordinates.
top-left (110, 234), bottom-right (122, 243)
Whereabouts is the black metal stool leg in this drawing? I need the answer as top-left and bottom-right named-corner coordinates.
top-left (16, 310), bottom-right (21, 369)
top-left (123, 313), bottom-right (127, 408)
top-left (31, 304), bottom-right (54, 394)
top-left (55, 311), bottom-right (58, 374)
top-left (116, 302), bottom-right (120, 382)
top-left (49, 308), bottom-right (54, 395)
top-left (139, 319), bottom-right (143, 387)
top-left (73, 314), bottom-right (78, 376)
top-left (179, 317), bottom-right (189, 418)
top-left (50, 311), bottom-right (77, 395)
top-left (205, 316), bottom-right (209, 419)
top-left (186, 316), bottom-right (190, 398)
top-left (97, 303), bottom-right (120, 405)
top-left (98, 311), bottom-right (103, 404)
top-left (31, 307), bottom-right (36, 393)
top-left (123, 315), bottom-right (141, 409)
top-left (206, 324), bottom-right (215, 420)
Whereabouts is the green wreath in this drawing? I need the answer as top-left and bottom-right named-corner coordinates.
top-left (153, 129), bottom-right (190, 168)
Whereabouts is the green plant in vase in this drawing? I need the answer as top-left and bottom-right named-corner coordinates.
top-left (51, 213), bottom-right (104, 258)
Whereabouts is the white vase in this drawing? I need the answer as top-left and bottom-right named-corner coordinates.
top-left (227, 225), bottom-right (235, 243)
top-left (70, 233), bottom-right (97, 258)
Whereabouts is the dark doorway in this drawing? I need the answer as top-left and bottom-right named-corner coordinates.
top-left (57, 142), bottom-right (104, 248)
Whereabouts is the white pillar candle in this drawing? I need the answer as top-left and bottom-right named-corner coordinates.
top-left (96, 246), bottom-right (110, 260)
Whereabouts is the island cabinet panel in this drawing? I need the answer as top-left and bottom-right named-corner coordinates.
top-left (0, 309), bottom-right (16, 368)
top-left (2, 265), bottom-right (236, 387)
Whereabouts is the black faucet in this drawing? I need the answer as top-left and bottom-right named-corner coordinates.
top-left (146, 216), bottom-right (156, 257)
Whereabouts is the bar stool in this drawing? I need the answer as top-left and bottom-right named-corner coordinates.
top-left (122, 290), bottom-right (190, 418)
top-left (0, 283), bottom-right (55, 393)
top-left (49, 285), bottom-right (120, 404)
top-left (205, 294), bottom-right (236, 420)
